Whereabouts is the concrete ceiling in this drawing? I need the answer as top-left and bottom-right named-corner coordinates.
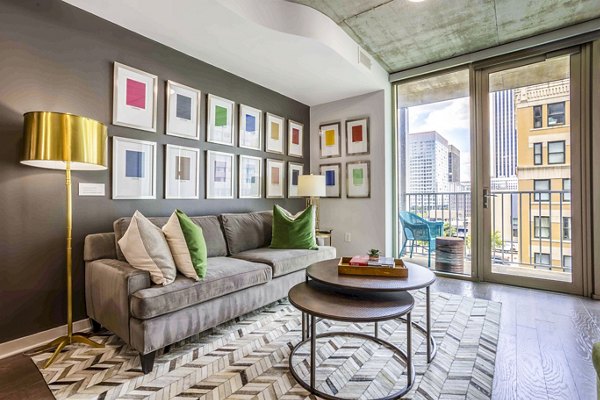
top-left (289, 0), bottom-right (600, 72)
top-left (62, 0), bottom-right (388, 106)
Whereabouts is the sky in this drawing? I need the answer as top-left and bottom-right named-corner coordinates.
top-left (408, 97), bottom-right (471, 182)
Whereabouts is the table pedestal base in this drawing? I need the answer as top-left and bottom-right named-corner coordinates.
top-left (289, 327), bottom-right (414, 400)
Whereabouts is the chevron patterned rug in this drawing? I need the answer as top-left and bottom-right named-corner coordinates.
top-left (31, 290), bottom-right (500, 400)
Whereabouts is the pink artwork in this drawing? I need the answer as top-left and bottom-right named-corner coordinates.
top-left (126, 78), bottom-right (146, 109)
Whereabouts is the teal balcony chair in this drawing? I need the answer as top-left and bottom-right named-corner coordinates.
top-left (399, 211), bottom-right (444, 269)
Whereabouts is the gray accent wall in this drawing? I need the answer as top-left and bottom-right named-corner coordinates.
top-left (0, 0), bottom-right (309, 343)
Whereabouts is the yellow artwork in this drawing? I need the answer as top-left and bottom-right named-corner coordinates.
top-left (325, 129), bottom-right (336, 146)
top-left (271, 122), bottom-right (280, 140)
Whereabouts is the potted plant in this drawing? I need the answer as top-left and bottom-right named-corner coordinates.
top-left (368, 249), bottom-right (380, 261)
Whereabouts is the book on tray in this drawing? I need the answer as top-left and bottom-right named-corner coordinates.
top-left (349, 255), bottom-right (395, 267)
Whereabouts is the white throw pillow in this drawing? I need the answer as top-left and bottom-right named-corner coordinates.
top-left (162, 211), bottom-right (200, 281)
top-left (118, 210), bottom-right (177, 285)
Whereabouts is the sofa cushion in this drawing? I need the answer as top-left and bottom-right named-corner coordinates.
top-left (115, 215), bottom-right (227, 261)
top-left (220, 211), bottom-right (272, 254)
top-left (130, 257), bottom-right (272, 319)
top-left (232, 246), bottom-right (336, 277)
top-left (118, 211), bottom-right (177, 286)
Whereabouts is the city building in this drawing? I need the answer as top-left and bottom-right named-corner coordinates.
top-left (448, 144), bottom-right (461, 183)
top-left (515, 78), bottom-right (571, 271)
top-left (491, 89), bottom-right (518, 178)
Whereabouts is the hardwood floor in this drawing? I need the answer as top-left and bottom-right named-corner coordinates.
top-left (433, 278), bottom-right (600, 400)
top-left (0, 277), bottom-right (597, 399)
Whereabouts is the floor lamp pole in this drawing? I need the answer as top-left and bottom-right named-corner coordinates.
top-left (41, 162), bottom-right (103, 369)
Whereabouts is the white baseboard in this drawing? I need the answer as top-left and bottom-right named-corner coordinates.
top-left (0, 319), bottom-right (91, 360)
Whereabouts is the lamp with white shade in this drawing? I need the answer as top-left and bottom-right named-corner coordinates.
top-left (297, 174), bottom-right (326, 230)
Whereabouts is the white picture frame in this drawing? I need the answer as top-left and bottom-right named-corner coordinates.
top-left (346, 117), bottom-right (369, 155)
top-left (287, 162), bottom-right (304, 198)
top-left (320, 163), bottom-right (342, 198)
top-left (206, 150), bottom-right (235, 199)
top-left (346, 160), bottom-right (371, 198)
top-left (165, 144), bottom-right (200, 199)
top-left (287, 120), bottom-right (304, 158)
top-left (239, 104), bottom-right (263, 150)
top-left (207, 94), bottom-right (235, 146)
top-left (166, 80), bottom-right (201, 140)
top-left (113, 62), bottom-right (158, 132)
top-left (319, 122), bottom-right (341, 158)
top-left (112, 136), bottom-right (157, 199)
top-left (266, 159), bottom-right (285, 198)
top-left (265, 113), bottom-right (285, 154)
top-left (239, 155), bottom-right (262, 199)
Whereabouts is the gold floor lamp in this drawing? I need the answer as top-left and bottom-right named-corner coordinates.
top-left (21, 111), bottom-right (108, 368)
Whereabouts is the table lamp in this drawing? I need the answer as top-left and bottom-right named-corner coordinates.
top-left (298, 174), bottom-right (326, 230)
top-left (21, 111), bottom-right (108, 368)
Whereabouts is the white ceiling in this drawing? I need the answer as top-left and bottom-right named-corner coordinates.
top-left (62, 0), bottom-right (389, 106)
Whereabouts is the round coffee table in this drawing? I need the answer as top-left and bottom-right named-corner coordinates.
top-left (306, 259), bottom-right (437, 362)
top-left (288, 280), bottom-right (415, 400)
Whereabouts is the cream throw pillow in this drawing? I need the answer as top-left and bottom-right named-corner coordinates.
top-left (162, 212), bottom-right (200, 281)
top-left (118, 210), bottom-right (177, 285)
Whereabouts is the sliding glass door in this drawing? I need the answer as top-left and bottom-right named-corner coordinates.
top-left (480, 52), bottom-right (584, 294)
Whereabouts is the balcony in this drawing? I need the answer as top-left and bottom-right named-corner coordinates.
top-left (401, 190), bottom-right (572, 282)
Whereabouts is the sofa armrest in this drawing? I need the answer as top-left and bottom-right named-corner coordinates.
top-left (84, 233), bottom-right (117, 262)
top-left (85, 259), bottom-right (151, 344)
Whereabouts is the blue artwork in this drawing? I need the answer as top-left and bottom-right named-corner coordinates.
top-left (325, 170), bottom-right (335, 186)
top-left (245, 114), bottom-right (256, 133)
top-left (125, 150), bottom-right (144, 178)
top-left (292, 170), bottom-right (299, 186)
top-left (176, 94), bottom-right (192, 120)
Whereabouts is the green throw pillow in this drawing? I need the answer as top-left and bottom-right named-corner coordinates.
top-left (175, 210), bottom-right (208, 278)
top-left (270, 205), bottom-right (318, 250)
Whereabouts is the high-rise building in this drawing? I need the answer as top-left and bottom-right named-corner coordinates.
top-left (491, 89), bottom-right (517, 178)
top-left (407, 131), bottom-right (449, 196)
top-left (448, 145), bottom-right (461, 183)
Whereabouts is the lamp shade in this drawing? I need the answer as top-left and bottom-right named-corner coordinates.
top-left (298, 174), bottom-right (326, 197)
top-left (21, 111), bottom-right (108, 171)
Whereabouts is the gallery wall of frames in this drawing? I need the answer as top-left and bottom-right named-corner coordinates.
top-left (111, 62), bottom-right (308, 202)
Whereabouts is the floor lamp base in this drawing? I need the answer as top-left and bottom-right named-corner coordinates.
top-left (39, 333), bottom-right (104, 368)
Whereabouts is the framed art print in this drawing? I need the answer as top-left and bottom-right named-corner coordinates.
top-left (239, 104), bottom-right (262, 150)
top-left (266, 113), bottom-right (285, 154)
top-left (113, 62), bottom-right (158, 132)
top-left (320, 163), bottom-right (342, 198)
top-left (207, 94), bottom-right (235, 146)
top-left (166, 81), bottom-right (201, 140)
top-left (287, 162), bottom-right (304, 198)
top-left (239, 155), bottom-right (262, 199)
top-left (346, 161), bottom-right (370, 198)
top-left (165, 144), bottom-right (200, 199)
top-left (266, 159), bottom-right (285, 198)
top-left (206, 150), bottom-right (234, 199)
top-left (112, 136), bottom-right (157, 199)
top-left (288, 120), bottom-right (304, 158)
top-left (319, 122), bottom-right (341, 158)
top-left (346, 117), bottom-right (369, 155)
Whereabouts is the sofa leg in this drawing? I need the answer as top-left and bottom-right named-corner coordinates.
top-left (90, 319), bottom-right (102, 333)
top-left (140, 351), bottom-right (156, 374)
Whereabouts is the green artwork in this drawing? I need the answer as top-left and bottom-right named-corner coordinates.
top-left (215, 105), bottom-right (228, 127)
top-left (353, 168), bottom-right (364, 185)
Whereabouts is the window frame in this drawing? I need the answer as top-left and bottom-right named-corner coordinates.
top-left (547, 101), bottom-right (566, 126)
top-left (562, 178), bottom-right (571, 202)
top-left (533, 142), bottom-right (543, 165)
top-left (547, 140), bottom-right (566, 164)
top-left (534, 179), bottom-right (551, 202)
top-left (533, 105), bottom-right (543, 128)
top-left (534, 252), bottom-right (551, 267)
top-left (534, 216), bottom-right (551, 239)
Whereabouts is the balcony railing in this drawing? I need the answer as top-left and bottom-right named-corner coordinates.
top-left (403, 190), bottom-right (571, 272)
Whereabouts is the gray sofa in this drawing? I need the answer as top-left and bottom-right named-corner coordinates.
top-left (84, 210), bottom-right (336, 373)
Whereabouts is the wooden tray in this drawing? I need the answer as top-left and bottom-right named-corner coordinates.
top-left (338, 257), bottom-right (408, 278)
